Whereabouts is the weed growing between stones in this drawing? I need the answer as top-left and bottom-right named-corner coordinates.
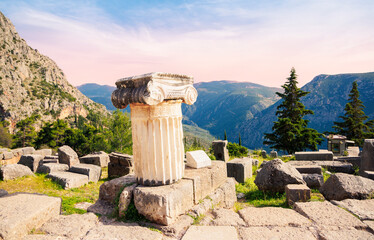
top-left (188, 214), bottom-right (206, 225)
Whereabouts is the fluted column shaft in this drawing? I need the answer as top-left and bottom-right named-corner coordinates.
top-left (130, 100), bottom-right (184, 186)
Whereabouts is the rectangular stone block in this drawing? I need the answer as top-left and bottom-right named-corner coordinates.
top-left (134, 179), bottom-right (194, 225)
top-left (286, 184), bottom-right (311, 206)
top-left (210, 161), bottom-right (227, 190)
top-left (0, 193), bottom-right (61, 240)
top-left (295, 151), bottom-right (333, 161)
top-left (184, 167), bottom-right (213, 204)
top-left (21, 147), bottom-right (36, 155)
top-left (37, 163), bottom-right (69, 174)
top-left (212, 140), bottom-right (230, 162)
top-left (295, 165), bottom-right (322, 175)
top-left (186, 150), bottom-right (211, 169)
top-left (42, 155), bottom-right (59, 164)
top-left (99, 174), bottom-right (137, 204)
top-left (18, 154), bottom-right (44, 172)
top-left (34, 149), bottom-right (53, 156)
top-left (226, 158), bottom-right (252, 183)
top-left (361, 139), bottom-right (374, 173)
top-left (3, 151), bottom-right (14, 160)
top-left (48, 171), bottom-right (89, 189)
top-left (80, 152), bottom-right (110, 167)
top-left (69, 163), bottom-right (102, 182)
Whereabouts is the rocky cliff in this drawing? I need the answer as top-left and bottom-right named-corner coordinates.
top-left (0, 11), bottom-right (107, 132)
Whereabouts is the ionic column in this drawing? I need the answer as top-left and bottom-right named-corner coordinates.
top-left (111, 72), bottom-right (198, 186)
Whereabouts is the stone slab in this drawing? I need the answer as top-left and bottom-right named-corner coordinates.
top-left (23, 235), bottom-right (69, 240)
top-left (362, 170), bottom-right (374, 180)
top-left (34, 149), bottom-right (53, 156)
top-left (0, 193), bottom-right (61, 240)
top-left (134, 179), bottom-right (194, 225)
top-left (87, 200), bottom-right (115, 216)
top-left (48, 171), bottom-right (89, 189)
top-left (288, 161), bottom-right (354, 174)
top-left (226, 158), bottom-right (252, 183)
top-left (182, 226), bottom-right (238, 240)
top-left (18, 154), bottom-right (44, 172)
top-left (295, 151), bottom-right (333, 161)
top-left (293, 201), bottom-right (366, 229)
top-left (295, 165), bottom-right (322, 174)
top-left (80, 152), bottom-right (110, 167)
top-left (210, 208), bottom-right (246, 227)
top-left (318, 229), bottom-right (374, 240)
top-left (238, 206), bottom-right (311, 227)
top-left (69, 163), bottom-right (102, 182)
top-left (82, 222), bottom-right (163, 240)
top-left (286, 184), bottom-right (311, 206)
top-left (36, 163), bottom-right (69, 174)
top-left (0, 164), bottom-right (34, 180)
top-left (161, 215), bottom-right (194, 239)
top-left (39, 213), bottom-right (98, 239)
top-left (186, 150), bottom-right (211, 169)
top-left (210, 160), bottom-right (227, 190)
top-left (238, 227), bottom-right (317, 240)
top-left (99, 174), bottom-right (137, 204)
top-left (364, 220), bottom-right (374, 232)
top-left (331, 199), bottom-right (374, 220)
top-left (184, 167), bottom-right (213, 204)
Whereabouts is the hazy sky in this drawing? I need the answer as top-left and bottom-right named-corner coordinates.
top-left (1, 0), bottom-right (374, 87)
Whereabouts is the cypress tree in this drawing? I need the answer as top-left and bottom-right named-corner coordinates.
top-left (264, 68), bottom-right (322, 154)
top-left (332, 81), bottom-right (374, 147)
top-left (238, 133), bottom-right (242, 146)
top-left (224, 130), bottom-right (227, 140)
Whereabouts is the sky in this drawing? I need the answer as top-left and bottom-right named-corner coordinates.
top-left (1, 0), bottom-right (374, 87)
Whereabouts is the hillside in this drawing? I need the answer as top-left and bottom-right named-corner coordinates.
top-left (241, 72), bottom-right (374, 150)
top-left (0, 11), bottom-right (107, 132)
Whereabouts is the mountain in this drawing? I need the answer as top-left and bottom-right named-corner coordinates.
top-left (241, 72), bottom-right (374, 150)
top-left (182, 81), bottom-right (281, 141)
top-left (77, 83), bottom-right (117, 111)
top-left (0, 11), bottom-right (107, 132)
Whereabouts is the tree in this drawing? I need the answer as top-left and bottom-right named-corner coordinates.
top-left (13, 114), bottom-right (40, 148)
top-left (264, 68), bottom-right (322, 154)
top-left (35, 119), bottom-right (69, 148)
top-left (0, 123), bottom-right (12, 148)
top-left (238, 133), bottom-right (242, 146)
top-left (332, 81), bottom-right (374, 147)
top-left (224, 130), bottom-right (227, 140)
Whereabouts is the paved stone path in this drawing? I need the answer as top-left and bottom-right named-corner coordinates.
top-left (2, 194), bottom-right (374, 240)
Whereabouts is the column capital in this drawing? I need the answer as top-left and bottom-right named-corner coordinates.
top-left (111, 72), bottom-right (198, 109)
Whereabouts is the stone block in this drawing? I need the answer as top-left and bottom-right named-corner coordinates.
top-left (0, 164), bottom-right (34, 180)
top-left (184, 167), bottom-right (213, 204)
top-left (361, 139), bottom-right (374, 173)
top-left (10, 148), bottom-right (22, 157)
top-left (182, 226), bottom-right (239, 240)
top-left (252, 159), bottom-right (259, 167)
top-left (108, 152), bottom-right (133, 178)
top-left (99, 174), bottom-right (137, 204)
top-left (42, 155), bottom-right (59, 164)
top-left (2, 151), bottom-right (14, 160)
top-left (161, 214), bottom-right (194, 239)
top-left (80, 152), bottom-right (110, 167)
top-left (295, 165), bottom-right (322, 174)
top-left (118, 183), bottom-right (138, 217)
top-left (69, 163), bottom-right (102, 182)
top-left (270, 150), bottom-right (278, 158)
top-left (48, 171), bottom-right (89, 189)
top-left (302, 174), bottom-right (324, 189)
top-left (58, 145), bottom-right (79, 167)
top-left (34, 149), bottom-right (53, 156)
top-left (186, 150), bottom-right (211, 169)
top-left (331, 199), bottom-right (374, 221)
top-left (0, 189), bottom-right (8, 197)
top-left (238, 227), bottom-right (317, 240)
top-left (36, 163), bottom-right (69, 174)
top-left (295, 151), bottom-right (333, 161)
top-left (285, 184), bottom-right (311, 206)
top-left (212, 140), bottom-right (229, 162)
top-left (210, 160), bottom-right (227, 190)
top-left (134, 179), bottom-right (194, 225)
top-left (18, 154), bottom-right (44, 172)
top-left (288, 160), bottom-right (354, 174)
top-left (337, 156), bottom-right (361, 168)
top-left (261, 150), bottom-right (267, 158)
top-left (0, 193), bottom-right (61, 240)
top-left (227, 158), bottom-right (252, 183)
top-left (21, 147), bottom-right (36, 155)
top-left (220, 177), bottom-right (237, 208)
top-left (362, 170), bottom-right (374, 180)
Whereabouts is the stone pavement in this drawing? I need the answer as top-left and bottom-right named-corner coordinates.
top-left (16, 198), bottom-right (374, 240)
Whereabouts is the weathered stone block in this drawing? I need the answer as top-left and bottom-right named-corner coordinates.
top-left (69, 163), bottom-right (102, 182)
top-left (210, 161), bottom-right (227, 190)
top-left (212, 140), bottom-right (229, 162)
top-left (58, 145), bottom-right (79, 167)
top-left (295, 165), bottom-right (322, 175)
top-left (0, 193), bottom-right (61, 240)
top-left (184, 167), bottom-right (213, 204)
top-left (285, 184), bottom-right (311, 206)
top-left (261, 150), bottom-right (267, 158)
top-left (270, 150), bottom-right (278, 158)
top-left (42, 155), bottom-right (59, 164)
top-left (134, 179), bottom-right (194, 225)
top-left (80, 151), bottom-right (110, 167)
top-left (220, 177), bottom-right (237, 208)
top-left (34, 149), bottom-right (53, 156)
top-left (227, 158), bottom-right (252, 183)
top-left (108, 152), bottom-right (133, 178)
top-left (18, 154), bottom-right (44, 172)
top-left (362, 170), bottom-right (374, 180)
top-left (118, 183), bottom-right (138, 217)
top-left (302, 174), bottom-right (324, 189)
top-left (99, 174), bottom-right (137, 204)
top-left (36, 163), bottom-right (69, 174)
top-left (21, 147), bottom-right (36, 155)
top-left (361, 139), bottom-right (374, 173)
top-left (0, 189), bottom-right (8, 197)
top-left (2, 151), bottom-right (14, 160)
top-left (295, 151), bottom-right (333, 161)
top-left (0, 164), bottom-right (34, 180)
top-left (186, 150), bottom-right (211, 169)
top-left (48, 171), bottom-right (88, 189)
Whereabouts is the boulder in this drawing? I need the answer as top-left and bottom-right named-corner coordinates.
top-left (302, 174), bottom-right (324, 189)
top-left (99, 174), bottom-right (137, 204)
top-left (320, 173), bottom-right (374, 200)
top-left (270, 150), bottom-right (278, 158)
top-left (36, 163), bottom-right (69, 174)
top-left (58, 145), bottom-right (79, 167)
top-left (80, 151), bottom-right (110, 167)
top-left (18, 154), bottom-right (44, 172)
top-left (361, 139), bottom-right (374, 173)
top-left (254, 159), bottom-right (306, 192)
top-left (69, 163), bottom-right (102, 182)
top-left (0, 164), bottom-right (34, 180)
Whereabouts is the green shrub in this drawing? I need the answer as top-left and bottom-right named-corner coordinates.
top-left (227, 142), bottom-right (248, 158)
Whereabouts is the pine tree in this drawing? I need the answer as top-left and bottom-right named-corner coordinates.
top-left (332, 81), bottom-right (374, 147)
top-left (264, 68), bottom-right (322, 154)
top-left (224, 130), bottom-right (227, 140)
top-left (13, 114), bottom-right (40, 148)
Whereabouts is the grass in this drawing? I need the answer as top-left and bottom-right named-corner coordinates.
top-left (0, 168), bottom-right (109, 215)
